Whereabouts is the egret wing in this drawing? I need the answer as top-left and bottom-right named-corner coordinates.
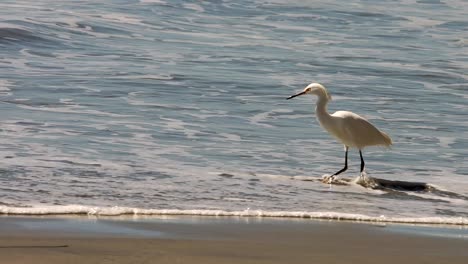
top-left (332, 111), bottom-right (392, 148)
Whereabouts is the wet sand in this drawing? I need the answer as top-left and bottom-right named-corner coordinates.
top-left (0, 216), bottom-right (467, 264)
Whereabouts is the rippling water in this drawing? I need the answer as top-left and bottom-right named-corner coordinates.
top-left (1, 0), bottom-right (468, 224)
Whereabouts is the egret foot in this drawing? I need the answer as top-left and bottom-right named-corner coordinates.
top-left (355, 173), bottom-right (366, 184)
top-left (322, 175), bottom-right (337, 184)
top-left (359, 172), bottom-right (369, 182)
top-left (355, 173), bottom-right (377, 188)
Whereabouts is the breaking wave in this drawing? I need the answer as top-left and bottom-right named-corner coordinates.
top-left (1, 205), bottom-right (467, 226)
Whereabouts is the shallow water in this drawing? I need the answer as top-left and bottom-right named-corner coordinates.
top-left (1, 0), bottom-right (468, 224)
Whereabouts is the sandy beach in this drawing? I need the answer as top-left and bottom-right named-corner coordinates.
top-left (0, 216), bottom-right (467, 264)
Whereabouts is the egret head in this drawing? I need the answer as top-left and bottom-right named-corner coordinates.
top-left (286, 83), bottom-right (332, 100)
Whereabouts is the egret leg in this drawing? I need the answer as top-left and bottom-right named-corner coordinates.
top-left (332, 146), bottom-right (348, 176)
top-left (359, 150), bottom-right (365, 175)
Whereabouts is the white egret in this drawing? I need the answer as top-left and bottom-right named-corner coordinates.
top-left (287, 83), bottom-right (392, 182)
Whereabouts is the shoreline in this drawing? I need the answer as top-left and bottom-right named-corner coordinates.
top-left (2, 214), bottom-right (468, 238)
top-left (1, 215), bottom-right (467, 264)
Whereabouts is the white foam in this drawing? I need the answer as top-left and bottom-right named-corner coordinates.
top-left (219, 133), bottom-right (242, 142)
top-left (16, 104), bottom-right (135, 118)
top-left (405, 192), bottom-right (468, 205)
top-left (140, 0), bottom-right (166, 4)
top-left (249, 109), bottom-right (294, 128)
top-left (438, 136), bottom-right (456, 148)
top-left (0, 79), bottom-right (13, 96)
top-left (100, 13), bottom-right (145, 26)
top-left (183, 3), bottom-right (205, 12)
top-left (1, 205), bottom-right (467, 226)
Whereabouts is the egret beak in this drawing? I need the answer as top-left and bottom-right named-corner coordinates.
top-left (286, 91), bottom-right (306, 100)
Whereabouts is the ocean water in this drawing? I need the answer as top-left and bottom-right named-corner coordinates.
top-left (1, 0), bottom-right (468, 225)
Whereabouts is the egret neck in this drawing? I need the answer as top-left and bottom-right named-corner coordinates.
top-left (315, 90), bottom-right (333, 132)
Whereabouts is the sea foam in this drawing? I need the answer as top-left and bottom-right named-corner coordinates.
top-left (1, 205), bottom-right (467, 226)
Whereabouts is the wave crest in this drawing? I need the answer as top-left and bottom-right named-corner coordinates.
top-left (1, 205), bottom-right (467, 226)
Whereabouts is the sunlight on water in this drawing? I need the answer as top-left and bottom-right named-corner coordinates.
top-left (0, 0), bottom-right (467, 224)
